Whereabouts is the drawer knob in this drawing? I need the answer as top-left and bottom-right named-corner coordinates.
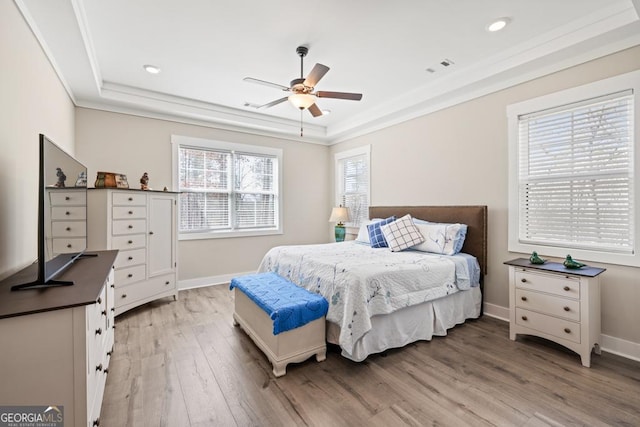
top-left (97, 297), bottom-right (102, 304)
top-left (101, 310), bottom-right (107, 316)
top-left (128, 224), bottom-right (133, 229)
top-left (111, 308), bottom-right (115, 312)
top-left (107, 350), bottom-right (113, 357)
top-left (128, 273), bottom-right (133, 278)
top-left (129, 210), bottom-right (133, 214)
top-left (521, 296), bottom-right (527, 301)
top-left (66, 227), bottom-right (71, 231)
top-left (520, 278), bottom-right (527, 283)
top-left (128, 240), bottom-right (133, 244)
top-left (563, 286), bottom-right (570, 291)
top-left (564, 328), bottom-right (571, 334)
top-left (128, 197), bottom-right (133, 201)
top-left (96, 363), bottom-right (103, 372)
top-left (521, 316), bottom-right (528, 321)
top-left (93, 418), bottom-right (100, 426)
top-left (122, 294), bottom-right (127, 298)
top-left (95, 328), bottom-right (102, 335)
top-left (564, 306), bottom-right (570, 312)
top-left (67, 244), bottom-right (72, 248)
top-left (149, 231), bottom-right (154, 235)
top-left (65, 211), bottom-right (70, 215)
top-left (111, 284), bottom-right (115, 288)
top-left (65, 196), bottom-right (70, 201)
top-left (165, 281), bottom-right (170, 285)
top-left (128, 256), bottom-right (133, 260)
top-left (104, 368), bottom-right (109, 374)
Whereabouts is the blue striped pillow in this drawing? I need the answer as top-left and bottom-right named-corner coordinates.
top-left (367, 216), bottom-right (396, 248)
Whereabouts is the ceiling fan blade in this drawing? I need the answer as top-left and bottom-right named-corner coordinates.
top-left (308, 103), bottom-right (323, 117)
top-left (243, 77), bottom-right (290, 91)
top-left (258, 97), bottom-right (289, 109)
top-left (303, 63), bottom-right (330, 87)
top-left (316, 91), bottom-right (363, 101)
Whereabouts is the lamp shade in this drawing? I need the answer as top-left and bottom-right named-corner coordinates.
top-left (289, 93), bottom-right (317, 110)
top-left (329, 206), bottom-right (350, 224)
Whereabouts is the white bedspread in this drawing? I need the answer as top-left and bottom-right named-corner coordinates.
top-left (258, 241), bottom-right (478, 356)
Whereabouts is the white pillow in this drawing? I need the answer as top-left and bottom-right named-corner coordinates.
top-left (355, 219), bottom-right (382, 244)
top-left (412, 222), bottom-right (465, 255)
top-left (380, 214), bottom-right (425, 252)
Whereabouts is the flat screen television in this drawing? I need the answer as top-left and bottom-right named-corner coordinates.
top-left (12, 134), bottom-right (89, 291)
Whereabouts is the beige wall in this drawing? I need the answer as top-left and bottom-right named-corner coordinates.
top-left (330, 45), bottom-right (640, 347)
top-left (75, 108), bottom-right (331, 283)
top-left (0, 2), bottom-right (75, 280)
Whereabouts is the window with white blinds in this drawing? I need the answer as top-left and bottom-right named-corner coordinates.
top-left (172, 136), bottom-right (282, 239)
top-left (335, 146), bottom-right (370, 227)
top-left (508, 70), bottom-right (640, 266)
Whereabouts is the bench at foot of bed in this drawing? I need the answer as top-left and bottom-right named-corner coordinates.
top-left (230, 272), bottom-right (328, 377)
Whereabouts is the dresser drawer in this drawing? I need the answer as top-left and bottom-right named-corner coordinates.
top-left (52, 237), bottom-right (86, 254)
top-left (51, 206), bottom-right (87, 220)
top-left (112, 192), bottom-right (146, 206)
top-left (113, 206), bottom-right (147, 219)
top-left (114, 248), bottom-right (146, 269)
top-left (112, 219), bottom-right (146, 235)
top-left (51, 221), bottom-right (86, 237)
top-left (49, 191), bottom-right (87, 206)
top-left (515, 308), bottom-right (580, 343)
top-left (515, 288), bottom-right (580, 321)
top-left (515, 270), bottom-right (580, 299)
top-left (114, 264), bottom-right (146, 286)
top-left (111, 234), bottom-right (146, 250)
top-left (115, 274), bottom-right (174, 305)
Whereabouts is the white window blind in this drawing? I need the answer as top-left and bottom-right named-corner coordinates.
top-left (177, 144), bottom-right (279, 234)
top-left (517, 90), bottom-right (634, 254)
top-left (336, 147), bottom-right (370, 227)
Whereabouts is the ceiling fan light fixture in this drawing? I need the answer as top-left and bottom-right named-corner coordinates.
top-left (288, 93), bottom-right (317, 110)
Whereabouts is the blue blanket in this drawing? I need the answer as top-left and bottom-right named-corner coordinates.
top-left (230, 272), bottom-right (329, 335)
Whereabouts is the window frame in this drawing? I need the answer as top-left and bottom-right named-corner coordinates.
top-left (507, 70), bottom-right (640, 267)
top-left (335, 145), bottom-right (371, 229)
top-left (172, 135), bottom-right (283, 240)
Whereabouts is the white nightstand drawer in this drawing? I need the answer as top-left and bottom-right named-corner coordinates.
top-left (112, 219), bottom-right (146, 235)
top-left (111, 234), bottom-right (146, 250)
top-left (515, 270), bottom-right (580, 299)
top-left (114, 248), bottom-right (146, 269)
top-left (112, 192), bottom-right (146, 206)
top-left (51, 206), bottom-right (87, 220)
top-left (49, 191), bottom-right (87, 206)
top-left (515, 308), bottom-right (580, 343)
top-left (51, 221), bottom-right (86, 237)
top-left (113, 206), bottom-right (147, 219)
top-left (515, 288), bottom-right (580, 321)
top-left (114, 264), bottom-right (146, 286)
top-left (52, 237), bottom-right (86, 254)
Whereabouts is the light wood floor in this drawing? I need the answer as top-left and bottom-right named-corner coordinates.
top-left (101, 285), bottom-right (640, 426)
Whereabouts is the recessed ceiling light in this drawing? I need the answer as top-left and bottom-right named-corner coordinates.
top-left (143, 64), bottom-right (161, 74)
top-left (487, 17), bottom-right (510, 32)
top-left (321, 109), bottom-right (331, 116)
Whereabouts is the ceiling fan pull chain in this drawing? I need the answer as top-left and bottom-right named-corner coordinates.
top-left (300, 110), bottom-right (304, 137)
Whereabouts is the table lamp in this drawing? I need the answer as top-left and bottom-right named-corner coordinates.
top-left (329, 206), bottom-right (350, 242)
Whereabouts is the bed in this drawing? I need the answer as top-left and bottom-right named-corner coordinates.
top-left (257, 205), bottom-right (488, 361)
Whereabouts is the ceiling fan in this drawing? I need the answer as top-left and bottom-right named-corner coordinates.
top-left (244, 46), bottom-right (363, 118)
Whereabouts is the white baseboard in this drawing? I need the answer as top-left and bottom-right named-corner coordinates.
top-left (178, 271), bottom-right (255, 290)
top-left (483, 302), bottom-right (640, 363)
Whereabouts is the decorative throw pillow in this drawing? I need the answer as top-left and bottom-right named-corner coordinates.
top-left (355, 219), bottom-right (382, 244)
top-left (412, 222), bottom-right (466, 255)
top-left (380, 214), bottom-right (425, 252)
top-left (367, 216), bottom-right (396, 248)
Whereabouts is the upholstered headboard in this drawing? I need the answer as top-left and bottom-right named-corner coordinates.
top-left (369, 206), bottom-right (488, 276)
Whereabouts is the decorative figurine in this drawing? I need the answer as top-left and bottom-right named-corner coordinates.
top-left (529, 251), bottom-right (546, 265)
top-left (55, 167), bottom-right (66, 187)
top-left (140, 172), bottom-right (149, 190)
top-left (563, 254), bottom-right (586, 269)
top-left (75, 171), bottom-right (87, 187)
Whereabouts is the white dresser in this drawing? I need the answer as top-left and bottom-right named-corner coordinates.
top-left (87, 189), bottom-right (178, 316)
top-left (46, 187), bottom-right (87, 259)
top-left (505, 258), bottom-right (605, 367)
top-left (0, 250), bottom-right (117, 427)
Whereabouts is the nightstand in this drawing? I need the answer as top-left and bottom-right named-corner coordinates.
top-left (505, 258), bottom-right (605, 367)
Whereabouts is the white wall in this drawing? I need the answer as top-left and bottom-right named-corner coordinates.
top-left (330, 45), bottom-right (640, 356)
top-left (0, 1), bottom-right (75, 280)
top-left (74, 108), bottom-right (331, 285)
